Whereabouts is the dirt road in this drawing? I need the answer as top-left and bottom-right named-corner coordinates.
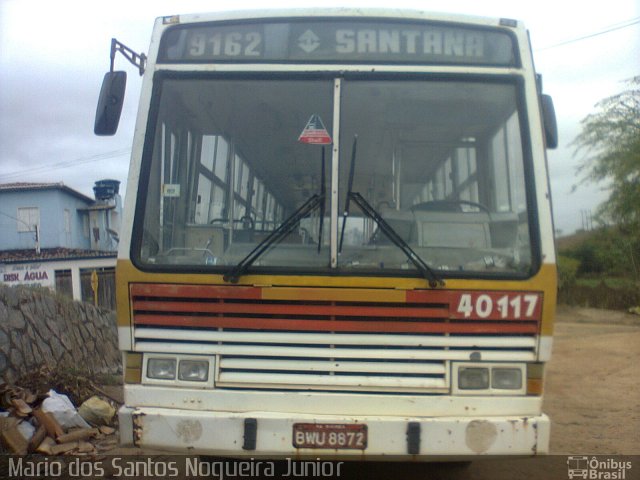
top-left (546, 306), bottom-right (640, 455)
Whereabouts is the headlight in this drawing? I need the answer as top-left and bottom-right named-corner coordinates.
top-left (492, 367), bottom-right (522, 390)
top-left (458, 367), bottom-right (490, 390)
top-left (147, 358), bottom-right (176, 380)
top-left (179, 359), bottom-right (209, 382)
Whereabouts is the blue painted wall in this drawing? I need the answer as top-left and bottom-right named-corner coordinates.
top-left (0, 189), bottom-right (92, 251)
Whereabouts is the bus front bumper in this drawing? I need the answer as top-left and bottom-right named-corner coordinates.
top-left (119, 406), bottom-right (549, 458)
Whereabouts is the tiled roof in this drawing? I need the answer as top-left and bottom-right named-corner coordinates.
top-left (0, 182), bottom-right (94, 203)
top-left (0, 248), bottom-right (116, 264)
top-left (0, 182), bottom-right (62, 190)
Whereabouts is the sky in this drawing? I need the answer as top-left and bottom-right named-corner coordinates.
top-left (0, 0), bottom-right (638, 235)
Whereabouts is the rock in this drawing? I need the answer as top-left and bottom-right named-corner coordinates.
top-left (0, 352), bottom-right (7, 373)
top-left (8, 309), bottom-right (26, 330)
top-left (0, 329), bottom-right (9, 355)
top-left (0, 284), bottom-right (121, 379)
top-left (78, 396), bottom-right (115, 426)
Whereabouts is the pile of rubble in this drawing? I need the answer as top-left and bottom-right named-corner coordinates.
top-left (0, 367), bottom-right (120, 455)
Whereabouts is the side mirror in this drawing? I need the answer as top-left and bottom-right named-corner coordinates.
top-left (541, 94), bottom-right (558, 149)
top-left (94, 71), bottom-right (127, 136)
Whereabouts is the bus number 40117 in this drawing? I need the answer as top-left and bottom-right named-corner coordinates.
top-left (456, 293), bottom-right (539, 319)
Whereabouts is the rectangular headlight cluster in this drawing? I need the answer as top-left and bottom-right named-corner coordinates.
top-left (147, 358), bottom-right (177, 380)
top-left (453, 363), bottom-right (525, 395)
top-left (143, 355), bottom-right (214, 388)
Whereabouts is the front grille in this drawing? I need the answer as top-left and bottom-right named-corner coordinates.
top-left (131, 283), bottom-right (539, 393)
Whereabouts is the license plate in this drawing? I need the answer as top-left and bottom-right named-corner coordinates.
top-left (292, 423), bottom-right (367, 449)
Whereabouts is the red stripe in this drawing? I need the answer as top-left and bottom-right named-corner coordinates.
top-left (132, 300), bottom-right (449, 319)
top-left (134, 314), bottom-right (538, 334)
top-left (405, 290), bottom-right (455, 304)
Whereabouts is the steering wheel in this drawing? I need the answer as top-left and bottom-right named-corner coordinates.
top-left (410, 200), bottom-right (491, 214)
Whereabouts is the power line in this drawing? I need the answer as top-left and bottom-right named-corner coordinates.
top-left (0, 148), bottom-right (131, 181)
top-left (0, 210), bottom-right (33, 229)
top-left (537, 17), bottom-right (640, 51)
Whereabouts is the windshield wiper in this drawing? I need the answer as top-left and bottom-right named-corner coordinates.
top-left (349, 192), bottom-right (444, 288)
top-left (223, 194), bottom-right (324, 283)
top-left (339, 136), bottom-right (444, 289)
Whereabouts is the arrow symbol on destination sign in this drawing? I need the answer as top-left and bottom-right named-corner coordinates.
top-left (297, 30), bottom-right (320, 53)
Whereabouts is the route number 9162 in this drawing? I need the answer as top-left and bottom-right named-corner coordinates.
top-left (189, 32), bottom-right (262, 57)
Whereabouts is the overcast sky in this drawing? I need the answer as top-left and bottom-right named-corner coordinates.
top-left (0, 0), bottom-right (638, 234)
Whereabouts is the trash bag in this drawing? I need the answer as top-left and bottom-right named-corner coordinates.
top-left (42, 390), bottom-right (91, 429)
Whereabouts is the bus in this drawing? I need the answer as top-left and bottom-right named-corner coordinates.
top-left (95, 8), bottom-right (558, 459)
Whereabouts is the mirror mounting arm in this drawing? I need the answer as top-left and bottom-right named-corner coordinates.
top-left (110, 38), bottom-right (146, 76)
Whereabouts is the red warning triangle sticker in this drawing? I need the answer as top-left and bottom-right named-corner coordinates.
top-left (298, 114), bottom-right (332, 145)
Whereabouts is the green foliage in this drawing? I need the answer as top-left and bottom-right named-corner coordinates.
top-left (573, 76), bottom-right (640, 233)
top-left (560, 226), bottom-right (639, 279)
top-left (576, 277), bottom-right (639, 289)
top-left (557, 255), bottom-right (580, 289)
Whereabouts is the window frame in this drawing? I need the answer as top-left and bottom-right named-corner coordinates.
top-left (131, 71), bottom-right (541, 280)
top-left (17, 207), bottom-right (40, 233)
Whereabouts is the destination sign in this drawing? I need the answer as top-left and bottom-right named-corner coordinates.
top-left (159, 20), bottom-right (516, 66)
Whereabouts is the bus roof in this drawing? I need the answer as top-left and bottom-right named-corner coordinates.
top-left (156, 8), bottom-right (524, 31)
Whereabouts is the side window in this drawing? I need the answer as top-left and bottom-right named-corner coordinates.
top-left (488, 111), bottom-right (524, 213)
top-left (194, 135), bottom-right (229, 224)
top-left (191, 134), bottom-right (282, 229)
top-left (64, 209), bottom-right (71, 234)
top-left (410, 145), bottom-right (479, 207)
top-left (455, 147), bottom-right (479, 204)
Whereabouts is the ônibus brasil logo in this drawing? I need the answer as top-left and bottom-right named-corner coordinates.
top-left (567, 456), bottom-right (633, 479)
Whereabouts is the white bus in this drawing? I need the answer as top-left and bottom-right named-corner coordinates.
top-left (96, 8), bottom-right (558, 459)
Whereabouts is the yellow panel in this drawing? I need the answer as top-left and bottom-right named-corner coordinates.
top-left (526, 378), bottom-right (544, 396)
top-left (125, 352), bottom-right (143, 368)
top-left (536, 264), bottom-right (557, 336)
top-left (123, 352), bottom-right (143, 384)
top-left (116, 261), bottom-right (134, 327)
top-left (527, 362), bottom-right (544, 379)
top-left (124, 368), bottom-right (142, 384)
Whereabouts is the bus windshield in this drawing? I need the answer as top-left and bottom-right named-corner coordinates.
top-left (136, 76), bottom-right (534, 277)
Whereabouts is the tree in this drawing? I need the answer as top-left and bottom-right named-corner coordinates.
top-left (573, 76), bottom-right (640, 231)
top-left (572, 77), bottom-right (640, 280)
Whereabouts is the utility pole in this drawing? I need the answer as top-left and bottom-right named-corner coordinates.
top-left (34, 224), bottom-right (41, 255)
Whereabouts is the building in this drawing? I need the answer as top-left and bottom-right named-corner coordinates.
top-left (0, 180), bottom-right (122, 309)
